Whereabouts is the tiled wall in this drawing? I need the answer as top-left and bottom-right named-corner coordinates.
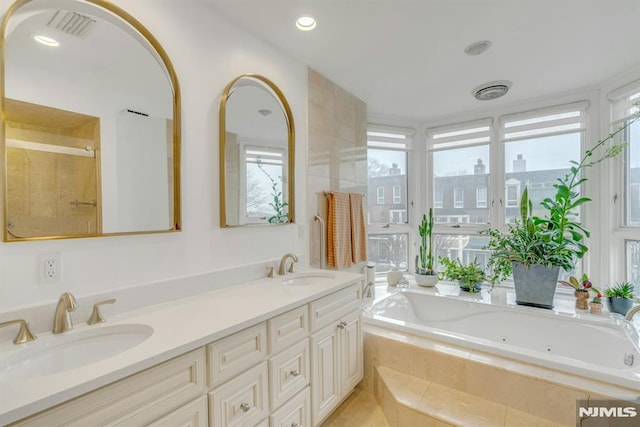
top-left (307, 69), bottom-right (367, 269)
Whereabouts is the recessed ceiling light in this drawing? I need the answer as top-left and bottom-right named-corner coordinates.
top-left (464, 40), bottom-right (492, 56)
top-left (34, 34), bottom-right (59, 47)
top-left (296, 16), bottom-right (316, 31)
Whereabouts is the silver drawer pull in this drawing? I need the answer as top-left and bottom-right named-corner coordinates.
top-left (240, 402), bottom-right (250, 413)
top-left (289, 369), bottom-right (300, 377)
top-left (291, 423), bottom-right (301, 427)
top-left (337, 321), bottom-right (347, 329)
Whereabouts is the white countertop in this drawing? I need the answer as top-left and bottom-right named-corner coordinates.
top-left (0, 269), bottom-right (363, 425)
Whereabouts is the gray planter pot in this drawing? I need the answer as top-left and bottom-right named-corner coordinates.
top-left (606, 297), bottom-right (633, 316)
top-left (458, 280), bottom-right (482, 293)
top-left (511, 262), bottom-right (560, 309)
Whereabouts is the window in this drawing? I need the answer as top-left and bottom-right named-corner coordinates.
top-left (434, 188), bottom-right (443, 208)
top-left (393, 185), bottom-right (401, 204)
top-left (500, 103), bottom-right (585, 223)
top-left (453, 187), bottom-right (464, 208)
top-left (476, 185), bottom-right (487, 208)
top-left (376, 186), bottom-right (384, 204)
top-left (244, 146), bottom-right (286, 223)
top-left (427, 118), bottom-right (491, 225)
top-left (505, 180), bottom-right (520, 208)
top-left (389, 210), bottom-right (405, 224)
top-left (367, 125), bottom-right (414, 274)
top-left (610, 81), bottom-right (640, 285)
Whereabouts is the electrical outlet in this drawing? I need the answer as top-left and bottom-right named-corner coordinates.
top-left (38, 253), bottom-right (62, 285)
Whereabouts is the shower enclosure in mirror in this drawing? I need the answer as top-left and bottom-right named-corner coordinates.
top-left (1, 0), bottom-right (181, 241)
top-left (220, 74), bottom-right (295, 227)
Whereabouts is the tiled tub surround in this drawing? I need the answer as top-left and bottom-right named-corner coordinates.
top-left (0, 267), bottom-right (363, 425)
top-left (362, 283), bottom-right (640, 426)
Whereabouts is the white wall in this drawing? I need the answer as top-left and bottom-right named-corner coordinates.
top-left (0, 0), bottom-right (309, 310)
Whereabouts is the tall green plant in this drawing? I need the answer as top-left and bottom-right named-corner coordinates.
top-left (257, 161), bottom-right (288, 224)
top-left (415, 208), bottom-right (435, 274)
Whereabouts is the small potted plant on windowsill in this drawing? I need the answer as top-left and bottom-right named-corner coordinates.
top-left (439, 257), bottom-right (486, 293)
top-left (589, 292), bottom-right (603, 314)
top-left (558, 274), bottom-right (593, 310)
top-left (414, 208), bottom-right (438, 287)
top-left (604, 282), bottom-right (638, 316)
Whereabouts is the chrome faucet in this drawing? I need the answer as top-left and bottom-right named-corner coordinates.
top-left (625, 305), bottom-right (640, 321)
top-left (278, 253), bottom-right (299, 275)
top-left (52, 292), bottom-right (78, 334)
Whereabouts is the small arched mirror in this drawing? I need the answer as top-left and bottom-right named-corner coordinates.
top-left (1, 0), bottom-right (181, 241)
top-left (220, 74), bottom-right (295, 227)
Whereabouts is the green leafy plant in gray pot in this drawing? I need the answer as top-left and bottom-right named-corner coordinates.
top-left (604, 282), bottom-right (637, 316)
top-left (482, 123), bottom-right (633, 309)
top-left (414, 208), bottom-right (438, 287)
top-left (439, 257), bottom-right (486, 293)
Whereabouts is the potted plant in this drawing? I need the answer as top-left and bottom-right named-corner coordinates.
top-left (589, 292), bottom-right (603, 314)
top-left (414, 208), bottom-right (438, 287)
top-left (439, 257), bottom-right (486, 293)
top-left (558, 274), bottom-right (594, 310)
top-left (604, 282), bottom-right (637, 316)
top-left (482, 124), bottom-right (632, 309)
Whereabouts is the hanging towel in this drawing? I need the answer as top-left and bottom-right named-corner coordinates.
top-left (349, 192), bottom-right (367, 263)
top-left (327, 192), bottom-right (353, 268)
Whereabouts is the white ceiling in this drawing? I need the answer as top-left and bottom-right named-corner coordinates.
top-left (207, 0), bottom-right (640, 122)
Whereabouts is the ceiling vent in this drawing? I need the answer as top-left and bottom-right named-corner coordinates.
top-left (472, 81), bottom-right (512, 101)
top-left (464, 40), bottom-right (492, 56)
top-left (47, 10), bottom-right (96, 38)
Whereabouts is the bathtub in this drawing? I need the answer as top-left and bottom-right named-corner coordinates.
top-left (363, 287), bottom-right (640, 390)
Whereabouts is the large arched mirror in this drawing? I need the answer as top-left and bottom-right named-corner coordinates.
top-left (1, 0), bottom-right (181, 241)
top-left (220, 74), bottom-right (294, 227)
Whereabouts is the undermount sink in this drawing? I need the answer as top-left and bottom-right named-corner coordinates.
top-left (0, 323), bottom-right (153, 382)
top-left (281, 271), bottom-right (336, 286)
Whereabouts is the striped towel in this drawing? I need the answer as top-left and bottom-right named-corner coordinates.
top-left (327, 192), bottom-right (353, 268)
top-left (349, 193), bottom-right (367, 263)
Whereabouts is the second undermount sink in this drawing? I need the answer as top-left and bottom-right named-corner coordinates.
top-left (281, 271), bottom-right (336, 286)
top-left (0, 323), bottom-right (153, 382)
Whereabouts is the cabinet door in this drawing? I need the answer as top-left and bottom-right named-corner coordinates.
top-left (340, 311), bottom-right (363, 397)
top-left (310, 323), bottom-right (340, 426)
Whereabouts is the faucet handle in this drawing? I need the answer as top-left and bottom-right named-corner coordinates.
top-left (87, 298), bottom-right (116, 325)
top-left (0, 319), bottom-right (37, 344)
top-left (266, 266), bottom-right (275, 278)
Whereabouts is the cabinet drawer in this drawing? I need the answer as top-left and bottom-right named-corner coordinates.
top-left (269, 338), bottom-right (310, 410)
top-left (270, 387), bottom-right (311, 427)
top-left (309, 283), bottom-right (361, 332)
top-left (147, 396), bottom-right (208, 427)
top-left (209, 362), bottom-right (269, 427)
top-left (207, 322), bottom-right (267, 388)
top-left (268, 305), bottom-right (308, 355)
top-left (11, 348), bottom-right (206, 427)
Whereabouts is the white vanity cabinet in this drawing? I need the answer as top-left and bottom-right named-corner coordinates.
top-left (310, 284), bottom-right (363, 426)
top-left (9, 348), bottom-right (207, 427)
top-left (7, 278), bottom-right (363, 427)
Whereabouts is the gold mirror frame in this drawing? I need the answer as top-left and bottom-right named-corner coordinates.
top-left (0, 0), bottom-right (181, 241)
top-left (219, 74), bottom-right (295, 227)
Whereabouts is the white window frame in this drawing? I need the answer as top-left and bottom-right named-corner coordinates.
top-left (376, 186), bottom-right (384, 204)
top-left (476, 185), bottom-right (488, 208)
top-left (425, 102), bottom-right (590, 289)
top-left (608, 79), bottom-right (640, 286)
top-left (389, 209), bottom-right (406, 224)
top-left (393, 185), bottom-right (401, 204)
top-left (453, 187), bottom-right (464, 208)
top-left (367, 124), bottom-right (416, 275)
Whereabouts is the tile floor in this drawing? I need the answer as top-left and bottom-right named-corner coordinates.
top-left (321, 389), bottom-right (389, 427)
